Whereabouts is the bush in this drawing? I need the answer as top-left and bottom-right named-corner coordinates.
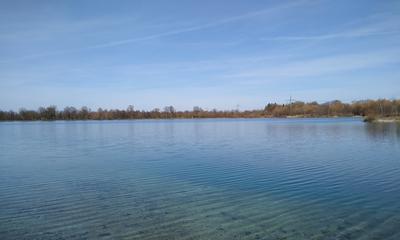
top-left (363, 115), bottom-right (376, 123)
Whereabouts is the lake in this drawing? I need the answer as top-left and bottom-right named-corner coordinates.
top-left (0, 118), bottom-right (399, 239)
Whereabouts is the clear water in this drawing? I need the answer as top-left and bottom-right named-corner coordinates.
top-left (0, 118), bottom-right (399, 240)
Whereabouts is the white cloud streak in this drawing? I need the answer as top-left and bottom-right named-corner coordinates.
top-left (225, 49), bottom-right (400, 80)
top-left (263, 30), bottom-right (400, 41)
top-left (262, 13), bottom-right (400, 41)
top-left (0, 0), bottom-right (314, 63)
top-left (89, 0), bottom-right (313, 49)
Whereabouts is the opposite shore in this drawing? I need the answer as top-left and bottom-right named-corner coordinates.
top-left (1, 99), bottom-right (399, 122)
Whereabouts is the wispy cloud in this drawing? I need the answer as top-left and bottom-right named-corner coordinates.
top-left (89, 0), bottom-right (313, 48)
top-left (262, 29), bottom-right (400, 41)
top-left (0, 17), bottom-right (130, 42)
top-left (225, 49), bottom-right (400, 80)
top-left (5, 47), bottom-right (399, 89)
top-left (262, 13), bottom-right (400, 41)
top-left (0, 0), bottom-right (314, 63)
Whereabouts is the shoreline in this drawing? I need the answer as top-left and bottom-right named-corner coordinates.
top-left (363, 116), bottom-right (400, 123)
top-left (2, 116), bottom-right (400, 123)
top-left (2, 99), bottom-right (399, 122)
top-left (374, 118), bottom-right (400, 123)
top-left (0, 116), bottom-right (366, 122)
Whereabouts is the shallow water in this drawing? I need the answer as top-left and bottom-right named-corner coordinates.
top-left (0, 118), bottom-right (399, 240)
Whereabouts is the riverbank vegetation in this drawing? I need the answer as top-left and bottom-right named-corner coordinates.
top-left (0, 99), bottom-right (399, 121)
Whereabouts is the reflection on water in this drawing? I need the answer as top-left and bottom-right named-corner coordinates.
top-left (0, 118), bottom-right (399, 239)
top-left (365, 122), bottom-right (400, 142)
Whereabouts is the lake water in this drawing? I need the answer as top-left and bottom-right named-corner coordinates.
top-left (0, 118), bottom-right (399, 240)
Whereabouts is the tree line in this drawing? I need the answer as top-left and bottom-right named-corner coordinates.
top-left (264, 99), bottom-right (400, 118)
top-left (0, 99), bottom-right (399, 121)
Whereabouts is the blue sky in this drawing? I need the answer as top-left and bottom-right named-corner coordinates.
top-left (0, 0), bottom-right (399, 111)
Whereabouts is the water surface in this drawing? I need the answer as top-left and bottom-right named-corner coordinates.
top-left (0, 118), bottom-right (399, 239)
